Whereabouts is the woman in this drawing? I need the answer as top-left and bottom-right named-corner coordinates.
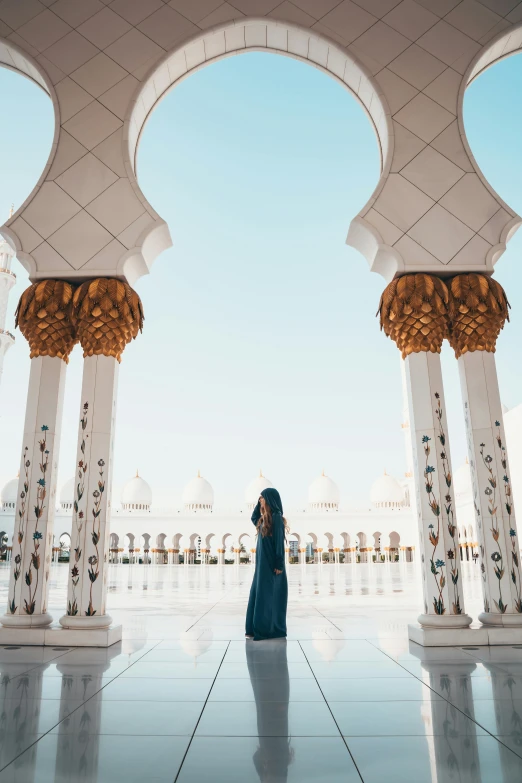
top-left (245, 487), bottom-right (288, 641)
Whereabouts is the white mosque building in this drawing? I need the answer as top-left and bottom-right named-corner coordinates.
top-left (0, 464), bottom-right (416, 566)
top-left (3, 374), bottom-right (521, 568)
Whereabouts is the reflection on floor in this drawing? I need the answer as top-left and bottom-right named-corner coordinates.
top-left (0, 562), bottom-right (520, 782)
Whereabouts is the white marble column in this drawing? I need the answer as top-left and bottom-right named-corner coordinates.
top-left (405, 352), bottom-right (471, 629)
top-left (458, 350), bottom-right (522, 625)
top-left (2, 356), bottom-right (66, 629)
top-left (60, 354), bottom-right (118, 631)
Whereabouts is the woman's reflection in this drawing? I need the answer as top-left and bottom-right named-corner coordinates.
top-left (246, 640), bottom-right (294, 782)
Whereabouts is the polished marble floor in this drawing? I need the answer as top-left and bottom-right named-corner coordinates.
top-left (0, 562), bottom-right (520, 781)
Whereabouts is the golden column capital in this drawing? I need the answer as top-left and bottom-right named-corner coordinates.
top-left (71, 278), bottom-right (143, 362)
top-left (378, 273), bottom-right (450, 358)
top-left (15, 279), bottom-right (77, 362)
top-left (448, 273), bottom-right (509, 358)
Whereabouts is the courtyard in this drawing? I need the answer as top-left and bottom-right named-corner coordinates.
top-left (0, 561), bottom-right (520, 782)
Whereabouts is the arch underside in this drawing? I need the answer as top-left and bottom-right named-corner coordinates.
top-left (0, 9), bottom-right (520, 287)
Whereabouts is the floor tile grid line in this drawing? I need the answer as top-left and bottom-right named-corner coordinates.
top-left (174, 640), bottom-right (231, 783)
top-left (0, 637), bottom-right (166, 775)
top-left (365, 638), bottom-right (522, 762)
top-left (298, 640), bottom-right (365, 783)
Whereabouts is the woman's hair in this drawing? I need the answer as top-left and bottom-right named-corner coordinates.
top-left (257, 499), bottom-right (289, 538)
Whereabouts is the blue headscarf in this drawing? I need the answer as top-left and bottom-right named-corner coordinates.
top-left (251, 487), bottom-right (284, 524)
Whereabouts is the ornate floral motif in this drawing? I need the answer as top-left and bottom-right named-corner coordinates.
top-left (494, 420), bottom-right (522, 613)
top-left (434, 394), bottom-right (461, 615)
top-left (422, 433), bottom-right (445, 615)
top-left (479, 439), bottom-right (506, 614)
top-left (86, 458), bottom-right (105, 616)
top-left (24, 426), bottom-right (49, 615)
top-left (421, 394), bottom-right (462, 616)
top-left (71, 278), bottom-right (143, 362)
top-left (9, 448), bottom-right (30, 614)
top-left (378, 274), bottom-right (450, 358)
top-left (15, 280), bottom-right (76, 362)
top-left (448, 274), bottom-right (510, 358)
top-left (67, 402), bottom-right (89, 616)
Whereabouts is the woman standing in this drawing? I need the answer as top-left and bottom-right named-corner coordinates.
top-left (245, 488), bottom-right (288, 641)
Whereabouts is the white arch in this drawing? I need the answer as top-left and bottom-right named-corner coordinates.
top-left (457, 25), bottom-right (522, 264)
top-left (0, 37), bottom-right (60, 272)
top-left (156, 532), bottom-right (167, 548)
top-left (121, 18), bottom-right (391, 284)
top-left (389, 531), bottom-right (400, 549)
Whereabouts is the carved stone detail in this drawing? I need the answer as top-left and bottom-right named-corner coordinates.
top-left (378, 274), bottom-right (450, 358)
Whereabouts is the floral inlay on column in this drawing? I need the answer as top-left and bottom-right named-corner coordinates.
top-left (9, 447), bottom-right (29, 614)
top-left (495, 420), bottom-right (522, 613)
top-left (423, 394), bottom-right (462, 617)
top-left (68, 403), bottom-right (88, 617)
top-left (435, 394), bottom-right (460, 615)
top-left (479, 439), bottom-right (506, 614)
top-left (423, 434), bottom-right (445, 615)
top-left (86, 458), bottom-right (105, 617)
top-left (23, 426), bottom-right (49, 615)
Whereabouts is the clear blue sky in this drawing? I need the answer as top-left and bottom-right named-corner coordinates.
top-left (0, 52), bottom-right (521, 511)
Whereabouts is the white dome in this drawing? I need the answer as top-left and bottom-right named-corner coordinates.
top-left (60, 477), bottom-right (75, 510)
top-left (121, 472), bottom-right (152, 511)
top-left (454, 458), bottom-right (472, 497)
top-left (183, 471), bottom-right (214, 511)
top-left (1, 477), bottom-right (18, 510)
top-left (370, 471), bottom-right (404, 508)
top-left (308, 471), bottom-right (339, 510)
top-left (245, 471), bottom-right (273, 509)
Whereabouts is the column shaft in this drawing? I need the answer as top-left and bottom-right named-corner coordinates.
top-left (405, 351), bottom-right (471, 628)
top-left (2, 356), bottom-right (66, 627)
top-left (60, 355), bottom-right (118, 629)
top-left (458, 350), bottom-right (522, 624)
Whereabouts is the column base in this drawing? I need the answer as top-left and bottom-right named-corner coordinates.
top-left (409, 623), bottom-right (522, 646)
top-left (417, 613), bottom-right (473, 629)
top-left (1, 612), bottom-right (53, 629)
top-left (0, 624), bottom-right (122, 647)
top-left (59, 614), bottom-right (113, 630)
top-left (478, 612), bottom-right (522, 628)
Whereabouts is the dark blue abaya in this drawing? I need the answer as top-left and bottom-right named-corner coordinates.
top-left (245, 488), bottom-right (288, 641)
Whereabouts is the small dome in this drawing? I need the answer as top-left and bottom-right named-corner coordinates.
top-left (308, 471), bottom-right (339, 511)
top-left (183, 471), bottom-right (214, 511)
top-left (370, 470), bottom-right (404, 509)
top-left (60, 477), bottom-right (75, 510)
top-left (454, 458), bottom-right (472, 498)
top-left (121, 471), bottom-right (152, 511)
top-left (1, 476), bottom-right (18, 510)
top-left (245, 470), bottom-right (273, 509)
